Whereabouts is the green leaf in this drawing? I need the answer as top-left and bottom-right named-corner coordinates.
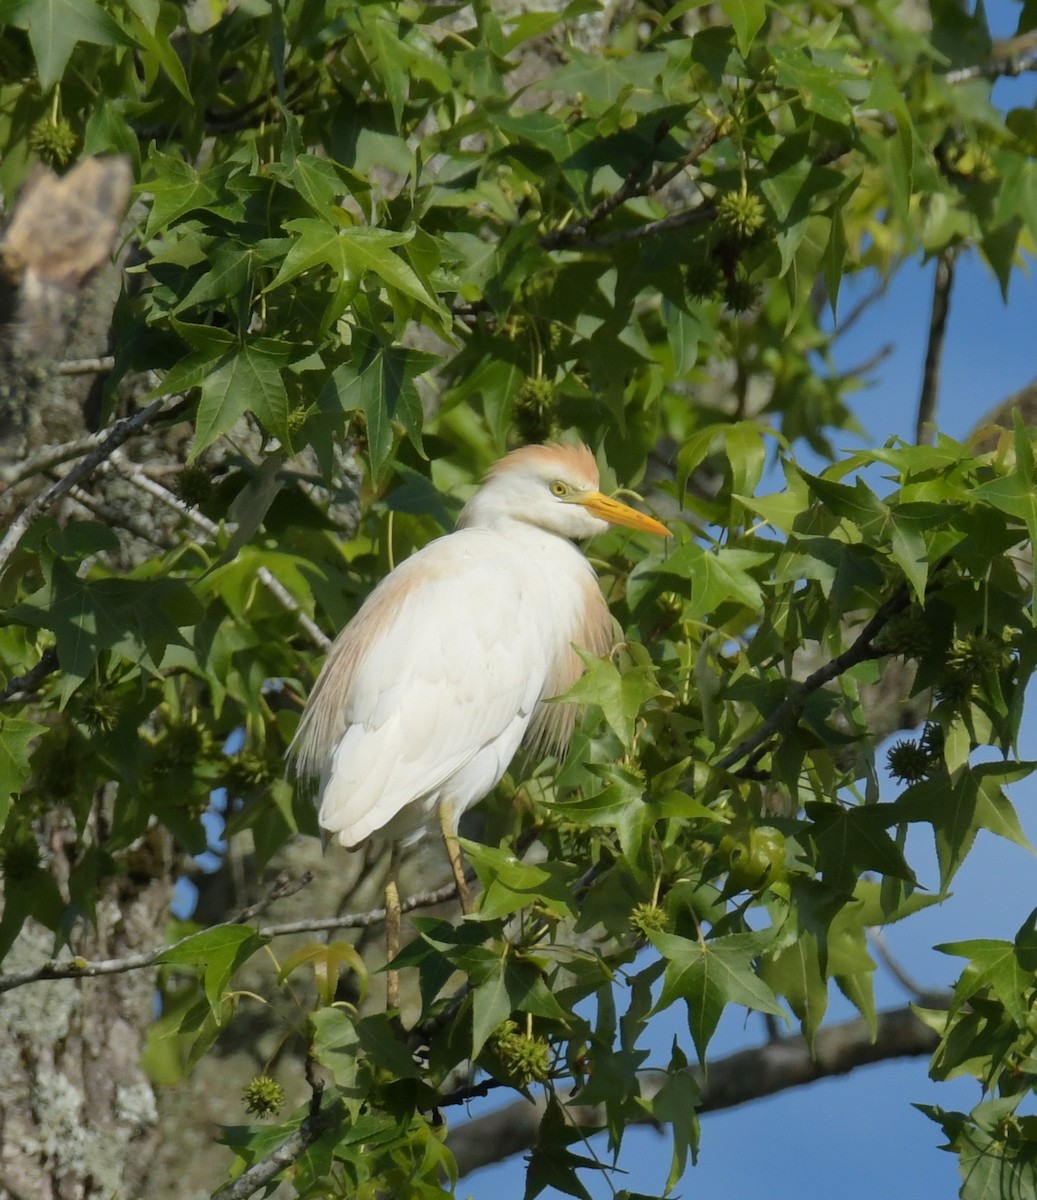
top-left (648, 1059), bottom-right (701, 1187)
top-left (806, 802), bottom-right (918, 894)
top-left (0, 716), bottom-right (45, 826)
top-left (761, 935), bottom-right (828, 1045)
top-left (559, 649), bottom-right (666, 750)
top-left (157, 925), bottom-right (268, 1016)
top-left (324, 344), bottom-right (437, 477)
top-left (310, 1008), bottom-right (364, 1116)
top-left (0, 0), bottom-right (132, 89)
top-left (460, 839), bottom-right (581, 922)
top-left (192, 340), bottom-right (292, 457)
top-left (270, 220), bottom-right (443, 317)
top-left (142, 153), bottom-right (218, 239)
top-left (278, 941), bottom-right (368, 1007)
top-left (719, 0), bottom-right (766, 56)
top-left (899, 763), bottom-right (1035, 889)
top-left (650, 930), bottom-right (785, 1063)
top-left (655, 541), bottom-right (768, 618)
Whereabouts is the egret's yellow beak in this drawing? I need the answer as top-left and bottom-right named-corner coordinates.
top-left (577, 491), bottom-right (669, 537)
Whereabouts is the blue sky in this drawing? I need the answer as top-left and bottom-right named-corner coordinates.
top-left (463, 7), bottom-right (1037, 1197)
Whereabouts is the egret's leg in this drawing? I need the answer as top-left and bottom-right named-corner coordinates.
top-left (385, 840), bottom-right (401, 1011)
top-left (439, 806), bottom-right (472, 916)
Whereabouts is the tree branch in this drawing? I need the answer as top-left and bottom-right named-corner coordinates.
top-left (541, 119), bottom-right (724, 251)
top-left (716, 585), bottom-right (912, 772)
top-left (0, 394), bottom-right (172, 578)
top-left (107, 450), bottom-right (334, 652)
top-left (446, 1002), bottom-right (946, 1178)
top-left (0, 648), bottom-right (59, 704)
top-left (217, 1101), bottom-right (342, 1200)
top-left (915, 249), bottom-right (956, 446)
top-left (0, 881), bottom-right (460, 994)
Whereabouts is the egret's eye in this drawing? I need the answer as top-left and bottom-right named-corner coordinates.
top-left (550, 480), bottom-right (568, 498)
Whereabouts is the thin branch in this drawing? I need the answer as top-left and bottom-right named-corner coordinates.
top-left (64, 482), bottom-right (167, 546)
top-left (0, 428), bottom-right (132, 487)
top-left (915, 249), bottom-right (956, 446)
top-left (217, 1101), bottom-right (342, 1200)
top-left (831, 279), bottom-right (887, 344)
top-left (943, 46), bottom-right (1037, 86)
top-left (0, 648), bottom-right (59, 704)
top-left (716, 585), bottom-right (912, 773)
top-left (542, 119), bottom-right (725, 251)
top-left (107, 450), bottom-right (333, 652)
top-left (0, 396), bottom-right (171, 578)
top-left (0, 881), bottom-right (460, 994)
top-left (869, 926), bottom-right (940, 1003)
top-left (446, 1001), bottom-right (948, 1178)
top-left (563, 204), bottom-right (717, 253)
top-left (56, 356), bottom-right (115, 376)
top-left (233, 870), bottom-right (315, 924)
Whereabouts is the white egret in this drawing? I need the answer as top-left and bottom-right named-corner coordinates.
top-left (289, 441), bottom-right (667, 1004)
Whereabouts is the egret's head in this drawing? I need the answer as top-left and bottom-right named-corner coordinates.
top-left (458, 441), bottom-right (668, 540)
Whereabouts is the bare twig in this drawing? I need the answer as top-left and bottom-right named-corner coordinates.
top-left (64, 482), bottom-right (166, 545)
top-left (943, 45), bottom-right (1037, 86)
top-left (716, 586), bottom-right (912, 772)
top-left (0, 428), bottom-right (134, 487)
top-left (915, 249), bottom-right (956, 446)
top-left (0, 880), bottom-right (460, 994)
top-left (57, 356), bottom-right (116, 376)
top-left (831, 279), bottom-right (886, 343)
top-left (107, 450), bottom-right (333, 652)
top-left (0, 396), bottom-right (171, 578)
top-left (869, 926), bottom-right (940, 1003)
top-left (233, 870), bottom-right (315, 924)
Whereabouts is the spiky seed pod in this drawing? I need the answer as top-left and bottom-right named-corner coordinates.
top-left (946, 632), bottom-right (1010, 683)
top-left (242, 1075), bottom-right (285, 1117)
top-left (716, 190), bottom-right (767, 242)
top-left (515, 375), bottom-right (558, 445)
top-left (29, 117), bottom-right (78, 167)
top-left (886, 738), bottom-right (932, 784)
top-left (491, 1020), bottom-right (552, 1086)
top-left (878, 609), bottom-right (933, 658)
top-left (0, 833), bottom-right (41, 881)
top-left (722, 275), bottom-right (761, 314)
top-left (920, 722), bottom-right (945, 760)
top-left (685, 256), bottom-right (723, 299)
top-left (938, 633), bottom-right (1010, 708)
top-left (629, 901), bottom-right (671, 938)
top-left (32, 728), bottom-right (82, 800)
top-left (224, 751), bottom-right (273, 794)
top-left (173, 464), bottom-right (215, 508)
top-left (153, 720), bottom-right (207, 773)
top-left (73, 686), bottom-right (120, 735)
top-left (286, 406), bottom-right (310, 441)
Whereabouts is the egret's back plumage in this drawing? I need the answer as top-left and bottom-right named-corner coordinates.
top-left (289, 441), bottom-right (660, 849)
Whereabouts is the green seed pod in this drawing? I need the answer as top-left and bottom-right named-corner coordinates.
top-left (629, 901), bottom-right (671, 938)
top-left (491, 1020), bottom-right (552, 1086)
top-left (716, 190), bottom-right (767, 242)
top-left (242, 1075), bottom-right (285, 1117)
top-left (29, 118), bottom-right (78, 167)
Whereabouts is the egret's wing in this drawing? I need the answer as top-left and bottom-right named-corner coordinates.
top-left (291, 531), bottom-right (547, 845)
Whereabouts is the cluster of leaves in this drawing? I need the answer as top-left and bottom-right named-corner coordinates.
top-left (1, 0), bottom-right (1037, 1196)
top-left (918, 906), bottom-right (1037, 1200)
